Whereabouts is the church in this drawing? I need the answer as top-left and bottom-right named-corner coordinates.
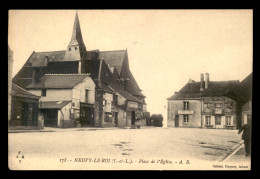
top-left (12, 12), bottom-right (148, 128)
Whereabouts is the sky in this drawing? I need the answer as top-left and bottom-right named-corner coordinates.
top-left (8, 10), bottom-right (253, 126)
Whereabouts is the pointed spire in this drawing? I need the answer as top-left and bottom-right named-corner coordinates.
top-left (69, 11), bottom-right (86, 50)
top-left (64, 11), bottom-right (87, 61)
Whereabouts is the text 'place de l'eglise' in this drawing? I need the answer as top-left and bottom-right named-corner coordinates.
top-left (8, 12), bottom-right (252, 130)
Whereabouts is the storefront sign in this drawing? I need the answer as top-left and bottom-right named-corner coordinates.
top-left (178, 110), bottom-right (194, 115)
top-left (127, 101), bottom-right (138, 109)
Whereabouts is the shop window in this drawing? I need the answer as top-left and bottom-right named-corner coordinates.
top-left (183, 115), bottom-right (189, 123)
top-left (183, 101), bottom-right (189, 110)
top-left (205, 116), bottom-right (211, 125)
top-left (41, 89), bottom-right (46, 97)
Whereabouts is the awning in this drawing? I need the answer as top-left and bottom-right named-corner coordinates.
top-left (39, 101), bottom-right (71, 109)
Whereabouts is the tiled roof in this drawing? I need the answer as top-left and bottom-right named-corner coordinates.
top-left (99, 50), bottom-right (126, 75)
top-left (100, 50), bottom-right (144, 97)
top-left (168, 80), bottom-right (240, 100)
top-left (39, 101), bottom-right (71, 109)
top-left (11, 83), bottom-right (40, 99)
top-left (229, 73), bottom-right (252, 102)
top-left (26, 74), bottom-right (90, 89)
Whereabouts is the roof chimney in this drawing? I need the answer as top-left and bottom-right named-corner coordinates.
top-left (200, 73), bottom-right (204, 91)
top-left (205, 73), bottom-right (209, 89)
top-left (32, 68), bottom-right (40, 84)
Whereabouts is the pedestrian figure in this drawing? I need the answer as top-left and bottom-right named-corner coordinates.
top-left (238, 118), bottom-right (251, 157)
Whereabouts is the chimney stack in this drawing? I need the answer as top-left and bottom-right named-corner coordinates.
top-left (200, 73), bottom-right (204, 91)
top-left (205, 73), bottom-right (209, 89)
top-left (32, 68), bottom-right (39, 84)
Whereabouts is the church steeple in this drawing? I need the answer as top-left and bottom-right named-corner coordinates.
top-left (64, 11), bottom-right (87, 61)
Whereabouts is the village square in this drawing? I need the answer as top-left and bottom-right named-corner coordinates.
top-left (8, 10), bottom-right (252, 170)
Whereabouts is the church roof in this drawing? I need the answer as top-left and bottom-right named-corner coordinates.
top-left (99, 50), bottom-right (126, 75)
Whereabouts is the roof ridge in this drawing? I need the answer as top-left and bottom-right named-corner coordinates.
top-left (100, 50), bottom-right (126, 53)
top-left (45, 73), bottom-right (90, 76)
top-left (34, 50), bottom-right (66, 53)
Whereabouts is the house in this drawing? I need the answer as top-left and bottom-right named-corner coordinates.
top-left (9, 83), bottom-right (41, 129)
top-left (26, 74), bottom-right (95, 128)
top-left (12, 12), bottom-right (147, 128)
top-left (167, 73), bottom-right (240, 129)
top-left (227, 73), bottom-right (252, 126)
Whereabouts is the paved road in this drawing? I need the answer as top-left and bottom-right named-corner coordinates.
top-left (8, 127), bottom-right (247, 170)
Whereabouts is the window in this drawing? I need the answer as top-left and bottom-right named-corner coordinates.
top-left (216, 116), bottom-right (221, 125)
top-left (205, 116), bottom-right (211, 125)
top-left (204, 103), bottom-right (209, 108)
top-left (114, 95), bottom-right (118, 105)
top-left (85, 90), bottom-right (88, 103)
top-left (226, 116), bottom-right (232, 126)
top-left (183, 101), bottom-right (189, 110)
top-left (183, 115), bottom-right (189, 123)
top-left (228, 102), bottom-right (233, 109)
top-left (215, 103), bottom-right (222, 108)
top-left (75, 47), bottom-right (77, 50)
top-left (69, 47), bottom-right (71, 51)
top-left (41, 89), bottom-right (46, 97)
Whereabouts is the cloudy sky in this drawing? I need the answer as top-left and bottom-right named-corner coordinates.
top-left (8, 10), bottom-right (253, 124)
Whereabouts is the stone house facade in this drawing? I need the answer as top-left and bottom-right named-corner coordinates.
top-left (167, 73), bottom-right (240, 129)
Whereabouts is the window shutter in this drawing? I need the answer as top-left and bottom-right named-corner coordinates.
top-left (221, 116), bottom-right (225, 126)
top-left (231, 116), bottom-right (234, 126)
top-left (202, 115), bottom-right (205, 125)
top-left (211, 116), bottom-right (215, 125)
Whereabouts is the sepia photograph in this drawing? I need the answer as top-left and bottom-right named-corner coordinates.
top-left (8, 9), bottom-right (252, 170)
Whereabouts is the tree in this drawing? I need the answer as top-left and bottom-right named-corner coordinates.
top-left (150, 114), bottom-right (163, 127)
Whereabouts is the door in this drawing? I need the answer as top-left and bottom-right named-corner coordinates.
top-left (215, 115), bottom-right (222, 128)
top-left (131, 111), bottom-right (135, 125)
top-left (115, 112), bottom-right (118, 127)
top-left (175, 115), bottom-right (179, 127)
top-left (44, 109), bottom-right (58, 127)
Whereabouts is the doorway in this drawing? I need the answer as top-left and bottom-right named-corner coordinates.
top-left (175, 115), bottom-right (179, 127)
top-left (131, 111), bottom-right (135, 125)
top-left (115, 112), bottom-right (118, 127)
top-left (44, 109), bottom-right (58, 127)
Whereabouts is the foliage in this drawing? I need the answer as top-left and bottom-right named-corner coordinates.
top-left (150, 114), bottom-right (163, 127)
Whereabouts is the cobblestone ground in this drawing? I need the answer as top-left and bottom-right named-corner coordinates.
top-left (8, 127), bottom-right (248, 170)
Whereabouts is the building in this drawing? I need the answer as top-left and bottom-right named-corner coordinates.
top-left (167, 73), bottom-right (240, 129)
top-left (12, 12), bottom-right (147, 128)
top-left (26, 74), bottom-right (95, 128)
top-left (227, 73), bottom-right (252, 126)
top-left (10, 83), bottom-right (41, 129)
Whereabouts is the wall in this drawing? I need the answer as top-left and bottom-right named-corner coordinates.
top-left (117, 109), bottom-right (127, 127)
top-left (57, 102), bottom-right (72, 128)
top-left (167, 99), bottom-right (201, 128)
top-left (28, 89), bottom-right (72, 101)
top-left (201, 96), bottom-right (237, 129)
top-left (74, 77), bottom-right (95, 104)
top-left (242, 100), bottom-right (252, 125)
